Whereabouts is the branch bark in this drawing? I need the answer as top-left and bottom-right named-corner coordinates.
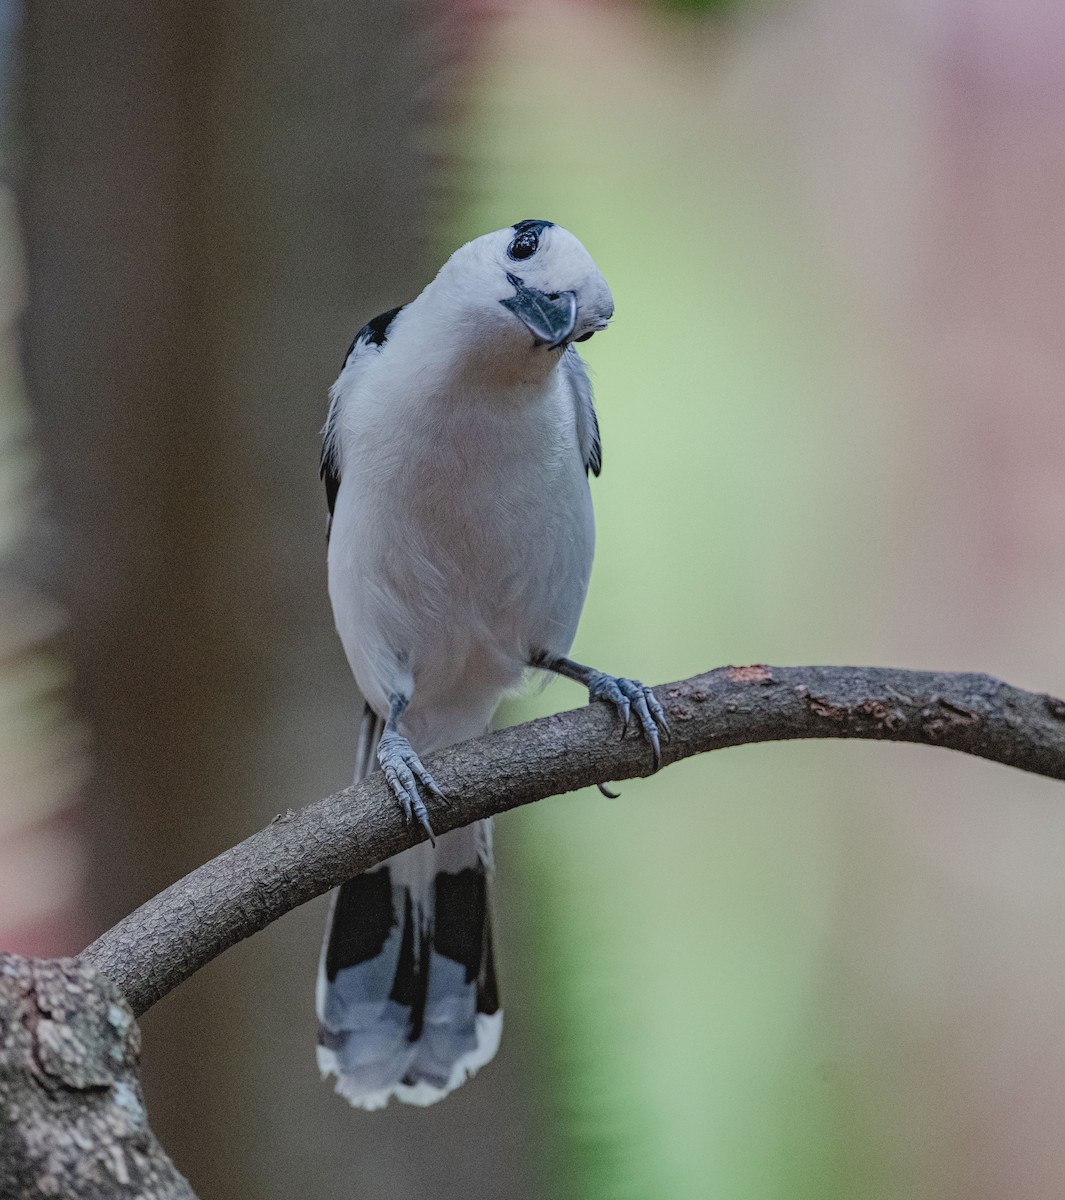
top-left (81, 664), bottom-right (1065, 1018)
top-left (0, 954), bottom-right (196, 1199)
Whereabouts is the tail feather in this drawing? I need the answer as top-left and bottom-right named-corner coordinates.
top-left (316, 703), bottom-right (502, 1109)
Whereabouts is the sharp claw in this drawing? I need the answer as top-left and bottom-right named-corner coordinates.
top-left (645, 690), bottom-right (671, 740)
top-left (416, 768), bottom-right (447, 801)
top-left (406, 785), bottom-right (436, 845)
top-left (647, 726), bottom-right (662, 771)
top-left (618, 698), bottom-right (631, 732)
top-left (597, 781), bottom-right (621, 799)
top-left (384, 767), bottom-right (411, 823)
top-left (378, 734), bottom-right (444, 842)
top-left (632, 698), bottom-right (662, 770)
top-left (415, 809), bottom-right (437, 847)
top-left (588, 673), bottom-right (668, 768)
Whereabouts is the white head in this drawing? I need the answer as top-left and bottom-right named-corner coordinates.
top-left (426, 220), bottom-right (614, 366)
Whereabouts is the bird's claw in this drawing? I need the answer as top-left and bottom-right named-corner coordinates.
top-left (378, 731), bottom-right (446, 846)
top-left (587, 673), bottom-right (671, 771)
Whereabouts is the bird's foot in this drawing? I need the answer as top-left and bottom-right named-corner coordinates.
top-left (586, 672), bottom-right (671, 770)
top-left (377, 730), bottom-right (446, 846)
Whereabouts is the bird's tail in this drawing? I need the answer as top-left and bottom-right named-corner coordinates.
top-left (315, 704), bottom-right (502, 1109)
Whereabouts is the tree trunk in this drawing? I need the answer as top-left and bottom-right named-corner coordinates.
top-left (0, 954), bottom-right (196, 1200)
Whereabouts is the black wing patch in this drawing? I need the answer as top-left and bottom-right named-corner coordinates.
top-left (586, 404), bottom-right (603, 477)
top-left (320, 439), bottom-right (341, 538)
top-left (339, 304), bottom-right (405, 369)
top-left (322, 305), bottom-right (406, 540)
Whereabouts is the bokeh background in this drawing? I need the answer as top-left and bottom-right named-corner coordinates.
top-left (4, 0), bottom-right (1065, 1196)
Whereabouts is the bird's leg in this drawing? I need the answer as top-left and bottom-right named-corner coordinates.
top-left (531, 652), bottom-right (671, 771)
top-left (377, 693), bottom-right (446, 846)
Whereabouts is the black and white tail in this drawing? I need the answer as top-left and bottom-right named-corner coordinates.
top-left (316, 704), bottom-right (502, 1109)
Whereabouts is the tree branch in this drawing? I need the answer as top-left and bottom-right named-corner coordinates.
top-left (82, 665), bottom-right (1065, 1016)
top-left (0, 954), bottom-right (196, 1199)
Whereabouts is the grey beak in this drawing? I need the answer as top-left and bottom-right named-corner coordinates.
top-left (500, 272), bottom-right (578, 349)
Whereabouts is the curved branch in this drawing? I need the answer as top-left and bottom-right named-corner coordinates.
top-left (82, 664), bottom-right (1065, 1016)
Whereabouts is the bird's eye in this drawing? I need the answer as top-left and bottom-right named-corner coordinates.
top-left (507, 229), bottom-right (539, 260)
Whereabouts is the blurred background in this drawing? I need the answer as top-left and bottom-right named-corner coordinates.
top-left (3, 0), bottom-right (1065, 1195)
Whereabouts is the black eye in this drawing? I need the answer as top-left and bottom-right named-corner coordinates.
top-left (507, 229), bottom-right (539, 260)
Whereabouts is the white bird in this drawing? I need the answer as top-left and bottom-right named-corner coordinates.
top-left (316, 220), bottom-right (669, 1109)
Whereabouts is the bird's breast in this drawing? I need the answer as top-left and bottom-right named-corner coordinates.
top-left (329, 381), bottom-right (594, 711)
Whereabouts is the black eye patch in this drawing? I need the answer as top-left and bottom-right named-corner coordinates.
top-left (507, 218), bottom-right (554, 261)
top-left (508, 229), bottom-right (540, 260)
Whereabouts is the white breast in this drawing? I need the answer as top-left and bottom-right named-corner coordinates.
top-left (327, 357), bottom-right (594, 752)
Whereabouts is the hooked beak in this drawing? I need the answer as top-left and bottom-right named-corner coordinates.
top-left (500, 272), bottom-right (578, 350)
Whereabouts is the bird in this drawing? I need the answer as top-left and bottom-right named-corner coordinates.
top-left (316, 219), bottom-right (669, 1109)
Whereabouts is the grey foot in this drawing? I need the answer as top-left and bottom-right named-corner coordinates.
top-left (377, 730), bottom-right (446, 845)
top-left (587, 673), bottom-right (671, 770)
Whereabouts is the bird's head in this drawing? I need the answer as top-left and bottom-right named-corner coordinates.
top-left (435, 220), bottom-right (614, 357)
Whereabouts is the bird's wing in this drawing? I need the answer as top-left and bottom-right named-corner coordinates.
top-left (321, 305), bottom-right (406, 540)
top-left (560, 345), bottom-right (602, 477)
